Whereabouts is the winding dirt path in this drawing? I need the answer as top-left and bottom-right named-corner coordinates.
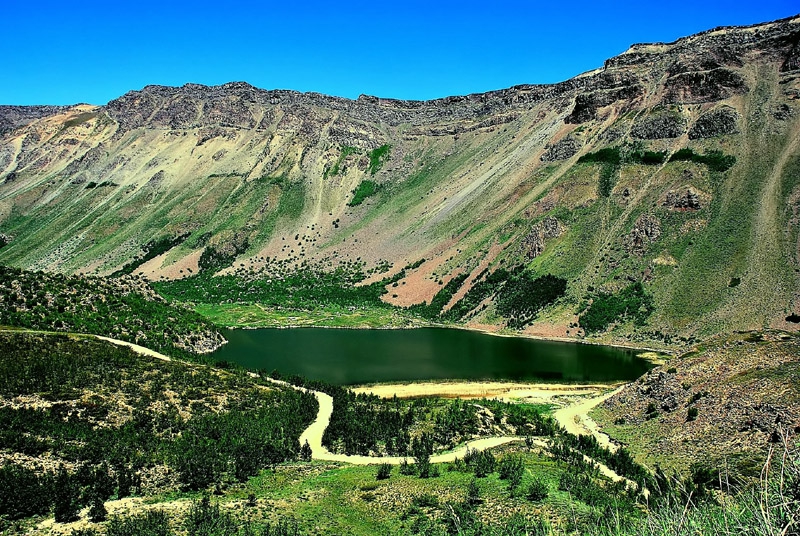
top-left (76, 332), bottom-right (631, 482)
top-left (288, 379), bottom-right (632, 486)
top-left (552, 386), bottom-right (624, 451)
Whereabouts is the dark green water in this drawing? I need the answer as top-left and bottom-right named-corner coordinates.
top-left (212, 327), bottom-right (653, 385)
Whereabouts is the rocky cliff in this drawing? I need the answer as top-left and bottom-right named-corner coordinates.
top-left (1, 15), bottom-right (800, 346)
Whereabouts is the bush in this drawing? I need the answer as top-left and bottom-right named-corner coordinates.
top-left (472, 450), bottom-right (496, 478)
top-left (467, 478), bottom-right (481, 505)
top-left (107, 510), bottom-right (173, 536)
top-left (412, 493), bottom-right (439, 508)
top-left (498, 454), bottom-right (525, 490)
top-left (0, 464), bottom-right (52, 520)
top-left (580, 282), bottom-right (654, 334)
top-left (53, 466), bottom-right (81, 524)
top-left (347, 180), bottom-right (380, 206)
top-left (376, 463), bottom-right (392, 480)
top-left (88, 494), bottom-right (107, 523)
top-left (669, 147), bottom-right (736, 172)
top-left (399, 459), bottom-right (415, 475)
top-left (526, 477), bottom-right (549, 502)
top-left (687, 407), bottom-right (699, 422)
top-left (184, 496), bottom-right (239, 536)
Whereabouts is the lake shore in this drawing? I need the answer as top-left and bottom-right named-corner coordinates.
top-left (351, 379), bottom-right (624, 401)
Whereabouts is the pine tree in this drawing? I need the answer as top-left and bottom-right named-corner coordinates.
top-left (299, 440), bottom-right (312, 461)
top-left (88, 492), bottom-right (107, 523)
top-left (53, 466), bottom-right (80, 523)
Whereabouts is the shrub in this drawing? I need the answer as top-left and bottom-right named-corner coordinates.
top-left (347, 180), bottom-right (380, 207)
top-left (467, 478), bottom-right (481, 505)
top-left (412, 493), bottom-right (439, 508)
top-left (527, 477), bottom-right (549, 502)
top-left (580, 282), bottom-right (654, 334)
top-left (473, 450), bottom-right (496, 478)
top-left (399, 459), bottom-right (415, 475)
top-left (88, 494), bottom-right (108, 523)
top-left (184, 496), bottom-right (238, 536)
top-left (376, 463), bottom-right (392, 480)
top-left (53, 466), bottom-right (81, 524)
top-left (0, 464), bottom-right (52, 520)
top-left (498, 454), bottom-right (525, 490)
top-left (687, 407), bottom-right (699, 422)
top-left (107, 510), bottom-right (172, 536)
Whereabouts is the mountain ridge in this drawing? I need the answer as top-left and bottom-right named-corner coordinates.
top-left (2, 14), bottom-right (800, 347)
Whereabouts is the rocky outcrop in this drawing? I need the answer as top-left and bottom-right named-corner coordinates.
top-left (631, 112), bottom-right (686, 139)
top-left (541, 136), bottom-right (581, 161)
top-left (688, 106), bottom-right (740, 138)
top-left (519, 217), bottom-right (563, 259)
top-left (566, 84), bottom-right (643, 124)
top-left (599, 333), bottom-right (800, 471)
top-left (781, 39), bottom-right (800, 72)
top-left (0, 105), bottom-right (71, 135)
top-left (627, 213), bottom-right (661, 254)
top-left (664, 68), bottom-right (748, 104)
top-left (663, 187), bottom-right (701, 210)
top-left (0, 234), bottom-right (12, 248)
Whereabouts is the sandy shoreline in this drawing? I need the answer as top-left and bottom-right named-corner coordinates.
top-left (352, 379), bottom-right (624, 402)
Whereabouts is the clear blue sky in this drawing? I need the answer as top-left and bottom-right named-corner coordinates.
top-left (4, 1), bottom-right (797, 105)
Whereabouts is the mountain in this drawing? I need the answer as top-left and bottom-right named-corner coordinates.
top-left (2, 15), bottom-right (800, 346)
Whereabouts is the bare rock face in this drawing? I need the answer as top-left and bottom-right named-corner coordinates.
top-left (781, 40), bottom-right (800, 72)
top-left (689, 106), bottom-right (740, 138)
top-left (627, 213), bottom-right (661, 253)
top-left (520, 216), bottom-right (563, 259)
top-left (631, 112), bottom-right (687, 139)
top-left (663, 187), bottom-right (701, 210)
top-left (0, 105), bottom-right (71, 135)
top-left (663, 68), bottom-right (748, 104)
top-left (541, 136), bottom-right (581, 161)
top-left (566, 84), bottom-right (643, 124)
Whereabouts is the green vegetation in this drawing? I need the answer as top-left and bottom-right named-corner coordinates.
top-left (0, 266), bottom-right (220, 359)
top-left (348, 180), bottom-right (380, 207)
top-left (327, 146), bottom-right (359, 178)
top-left (113, 233), bottom-right (190, 276)
top-left (577, 146), bottom-right (669, 197)
top-left (155, 261), bottom-right (396, 311)
top-left (669, 148), bottom-right (737, 172)
top-left (0, 331), bottom-right (316, 522)
top-left (283, 375), bottom-right (558, 457)
top-left (580, 282), bottom-right (654, 334)
top-left (443, 268), bottom-right (509, 321)
top-left (407, 273), bottom-right (469, 319)
top-left (198, 239), bottom-right (249, 273)
top-left (193, 302), bottom-right (416, 329)
top-left (495, 272), bottom-right (568, 329)
top-left (368, 144), bottom-right (391, 174)
top-left (437, 267), bottom-right (566, 329)
top-left (578, 147), bottom-right (621, 198)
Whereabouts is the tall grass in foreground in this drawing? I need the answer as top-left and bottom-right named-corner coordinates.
top-left (588, 433), bottom-right (798, 536)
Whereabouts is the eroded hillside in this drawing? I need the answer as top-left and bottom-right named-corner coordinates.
top-left (2, 16), bottom-right (800, 345)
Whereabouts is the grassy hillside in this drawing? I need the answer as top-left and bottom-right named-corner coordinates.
top-left (1, 331), bottom-right (796, 536)
top-left (0, 266), bottom-right (224, 357)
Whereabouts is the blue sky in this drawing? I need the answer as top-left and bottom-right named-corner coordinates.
top-left (3, 1), bottom-right (797, 105)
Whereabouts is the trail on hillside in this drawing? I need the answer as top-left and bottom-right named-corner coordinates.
top-left (287, 379), bottom-right (632, 484)
top-left (74, 334), bottom-right (633, 484)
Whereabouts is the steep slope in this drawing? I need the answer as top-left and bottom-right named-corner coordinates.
top-left (2, 16), bottom-right (800, 345)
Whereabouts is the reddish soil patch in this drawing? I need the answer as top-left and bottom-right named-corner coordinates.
top-left (381, 255), bottom-right (448, 307)
top-left (137, 249), bottom-right (202, 281)
top-left (443, 242), bottom-right (505, 312)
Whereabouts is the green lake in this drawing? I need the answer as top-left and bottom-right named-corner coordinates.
top-left (212, 327), bottom-right (653, 385)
